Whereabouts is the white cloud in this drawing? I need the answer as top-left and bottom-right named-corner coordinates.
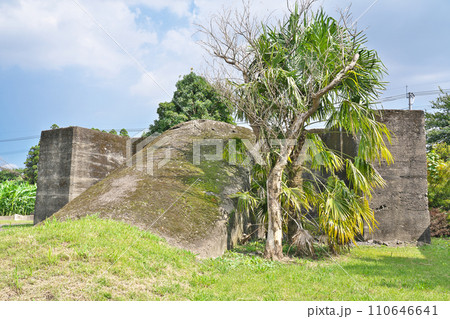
top-left (130, 70), bottom-right (174, 100)
top-left (130, 61), bottom-right (195, 100)
top-left (0, 163), bottom-right (19, 170)
top-left (123, 0), bottom-right (194, 17)
top-left (193, 0), bottom-right (291, 20)
top-left (0, 0), bottom-right (307, 87)
top-left (408, 72), bottom-right (450, 87)
top-left (161, 28), bottom-right (198, 54)
top-left (130, 25), bottom-right (206, 100)
top-left (8, 0), bottom-right (443, 105)
top-left (0, 0), bottom-right (157, 77)
top-left (128, 0), bottom-right (304, 100)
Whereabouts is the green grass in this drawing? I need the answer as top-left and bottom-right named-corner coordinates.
top-left (0, 220), bottom-right (33, 226)
top-left (0, 215), bottom-right (448, 301)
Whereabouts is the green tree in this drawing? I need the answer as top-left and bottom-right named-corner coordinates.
top-left (201, 2), bottom-right (391, 259)
top-left (119, 129), bottom-right (129, 137)
top-left (24, 143), bottom-right (40, 184)
top-left (92, 128), bottom-right (128, 137)
top-left (433, 142), bottom-right (450, 161)
top-left (23, 124), bottom-right (60, 185)
top-left (0, 169), bottom-right (22, 183)
top-left (425, 89), bottom-right (450, 146)
top-left (147, 72), bottom-right (234, 135)
top-left (425, 91), bottom-right (449, 208)
top-left (427, 143), bottom-right (450, 209)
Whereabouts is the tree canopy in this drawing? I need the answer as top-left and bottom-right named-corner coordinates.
top-left (427, 143), bottom-right (450, 210)
top-left (119, 128), bottom-right (129, 137)
top-left (425, 89), bottom-right (450, 146)
top-left (24, 143), bottom-right (39, 185)
top-left (147, 72), bottom-right (234, 135)
top-left (0, 169), bottom-right (22, 183)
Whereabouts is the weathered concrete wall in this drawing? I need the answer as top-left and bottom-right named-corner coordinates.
top-left (34, 127), bottom-right (128, 224)
top-left (34, 128), bottom-right (73, 224)
top-left (365, 110), bottom-right (430, 243)
top-left (69, 127), bottom-right (128, 200)
top-left (315, 110), bottom-right (430, 243)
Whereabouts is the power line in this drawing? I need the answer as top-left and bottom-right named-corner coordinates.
top-left (378, 88), bottom-right (450, 103)
top-left (120, 128), bottom-right (146, 132)
top-left (0, 156), bottom-right (18, 171)
top-left (377, 94), bottom-right (405, 103)
top-left (415, 89), bottom-right (449, 97)
top-left (0, 128), bottom-right (148, 144)
top-left (0, 135), bottom-right (40, 143)
top-left (0, 149), bottom-right (30, 156)
top-left (1, 88), bottom-right (447, 145)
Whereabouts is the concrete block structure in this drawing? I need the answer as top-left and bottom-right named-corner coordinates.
top-left (34, 110), bottom-right (430, 244)
top-left (315, 110), bottom-right (430, 243)
top-left (34, 127), bottom-right (128, 224)
top-left (366, 110), bottom-right (430, 243)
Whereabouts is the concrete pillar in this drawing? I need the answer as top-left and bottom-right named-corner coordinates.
top-left (365, 110), bottom-right (430, 243)
top-left (34, 127), bottom-right (128, 224)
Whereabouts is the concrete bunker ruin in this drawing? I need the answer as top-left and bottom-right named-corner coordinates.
top-left (34, 110), bottom-right (430, 257)
top-left (34, 127), bottom-right (129, 224)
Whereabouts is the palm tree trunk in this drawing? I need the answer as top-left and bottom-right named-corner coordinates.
top-left (264, 133), bottom-right (304, 260)
top-left (264, 165), bottom-right (284, 260)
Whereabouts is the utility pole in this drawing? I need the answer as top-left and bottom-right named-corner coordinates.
top-left (407, 92), bottom-right (415, 110)
top-left (406, 86), bottom-right (415, 110)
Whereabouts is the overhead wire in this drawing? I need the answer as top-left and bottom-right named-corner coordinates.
top-left (0, 135), bottom-right (40, 143)
top-left (0, 128), bottom-right (149, 144)
top-left (377, 88), bottom-right (450, 103)
top-left (0, 85), bottom-right (447, 147)
top-left (0, 149), bottom-right (30, 156)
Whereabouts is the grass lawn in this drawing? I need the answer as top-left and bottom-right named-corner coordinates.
top-left (0, 220), bottom-right (33, 226)
top-left (0, 215), bottom-right (448, 301)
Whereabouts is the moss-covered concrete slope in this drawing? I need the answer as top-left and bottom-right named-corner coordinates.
top-left (53, 120), bottom-right (254, 258)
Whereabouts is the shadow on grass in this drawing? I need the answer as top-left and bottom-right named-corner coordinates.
top-left (230, 238), bottom-right (449, 292)
top-left (340, 238), bottom-right (449, 291)
top-left (0, 224), bottom-right (33, 230)
top-left (231, 239), bottom-right (338, 261)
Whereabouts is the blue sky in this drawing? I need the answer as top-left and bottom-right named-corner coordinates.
top-left (1, 0), bottom-right (449, 168)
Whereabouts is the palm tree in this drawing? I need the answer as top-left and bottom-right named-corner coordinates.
top-left (202, 2), bottom-right (392, 259)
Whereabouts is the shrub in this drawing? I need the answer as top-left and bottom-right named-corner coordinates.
top-left (427, 144), bottom-right (450, 210)
top-left (0, 180), bottom-right (36, 216)
top-left (0, 170), bottom-right (21, 183)
top-left (429, 208), bottom-right (450, 237)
